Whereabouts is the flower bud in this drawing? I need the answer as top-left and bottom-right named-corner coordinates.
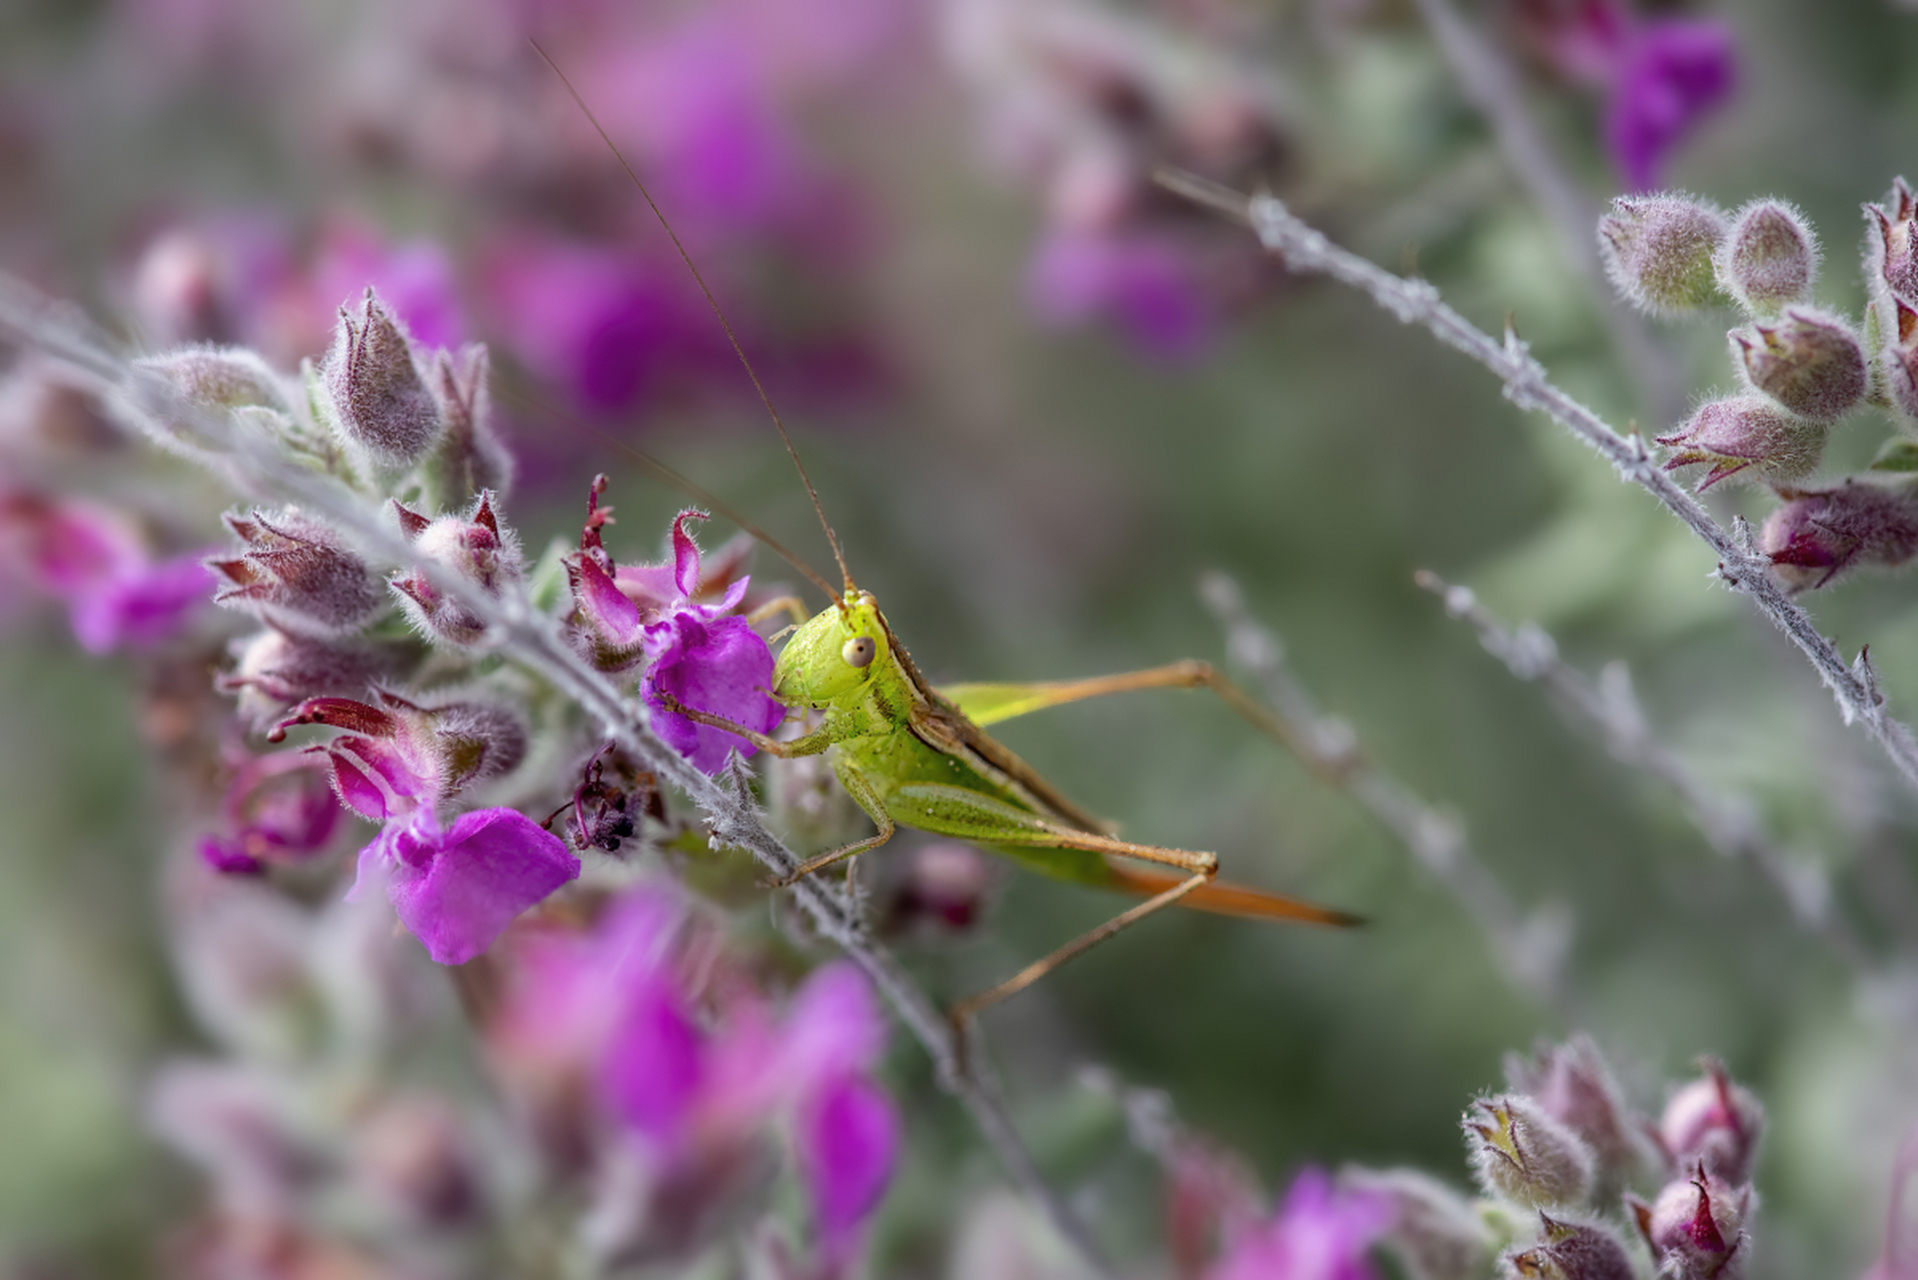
top-left (1760, 480), bottom-right (1918, 591)
top-left (1731, 309), bottom-right (1867, 422)
top-left (1343, 1167), bottom-right (1493, 1280)
top-left (1654, 396), bottom-right (1825, 490)
top-left (319, 289), bottom-right (442, 469)
top-left (388, 492), bottom-right (521, 648)
top-left (1505, 1036), bottom-right (1659, 1199)
top-left (1630, 1169), bottom-right (1749, 1280)
top-left (138, 345), bottom-right (290, 412)
top-left (421, 343), bottom-right (514, 504)
top-left (1864, 177), bottom-right (1918, 306)
top-left (1598, 195), bottom-right (1728, 316)
top-left (1465, 1094), bottom-right (1596, 1209)
top-left (1509, 1214), bottom-right (1635, 1280)
top-left (218, 627), bottom-right (420, 727)
top-left (1659, 1060), bottom-right (1764, 1185)
top-left (208, 508), bottom-right (386, 636)
top-left (1715, 200), bottom-right (1817, 316)
top-left (1877, 297), bottom-right (1918, 425)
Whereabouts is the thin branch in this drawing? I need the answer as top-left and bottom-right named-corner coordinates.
top-left (1417, 570), bottom-right (1878, 974)
top-left (1199, 572), bottom-right (1575, 1016)
top-left (1159, 171), bottom-right (1918, 799)
top-left (1404, 0), bottom-right (1687, 424)
top-left (0, 279), bottom-right (1115, 1280)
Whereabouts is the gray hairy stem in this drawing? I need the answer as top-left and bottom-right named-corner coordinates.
top-left (1159, 171), bottom-right (1918, 799)
top-left (0, 278), bottom-right (1115, 1279)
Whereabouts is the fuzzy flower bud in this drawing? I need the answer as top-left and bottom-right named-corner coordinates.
top-left (208, 509), bottom-right (385, 636)
top-left (217, 628), bottom-right (420, 728)
top-left (1465, 1094), bottom-right (1596, 1209)
top-left (137, 346), bottom-right (289, 411)
top-left (320, 289), bottom-right (442, 469)
top-left (388, 492), bottom-right (521, 648)
top-left (1715, 200), bottom-right (1817, 316)
top-left (1505, 1036), bottom-right (1659, 1200)
top-left (1877, 297), bottom-right (1918, 424)
top-left (1730, 309), bottom-right (1867, 422)
top-left (1865, 177), bottom-right (1918, 306)
top-left (1510, 1214), bottom-right (1635, 1280)
top-left (1630, 1169), bottom-right (1749, 1280)
top-left (1658, 1060), bottom-right (1765, 1185)
top-left (1599, 194), bottom-right (1728, 316)
top-left (422, 343), bottom-right (514, 504)
top-left (1654, 396), bottom-right (1825, 491)
top-left (1760, 480), bottom-right (1918, 591)
top-left (1343, 1167), bottom-right (1494, 1280)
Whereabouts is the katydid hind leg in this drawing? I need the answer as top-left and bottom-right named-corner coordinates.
top-left (774, 762), bottom-right (897, 887)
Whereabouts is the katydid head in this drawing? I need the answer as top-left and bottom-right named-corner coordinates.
top-left (772, 591), bottom-right (889, 707)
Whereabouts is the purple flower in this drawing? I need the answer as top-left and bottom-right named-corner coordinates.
top-left (565, 487), bottom-right (783, 774)
top-left (197, 750), bottom-right (343, 876)
top-left (0, 491), bottom-right (214, 653)
top-left (1208, 1167), bottom-right (1393, 1280)
top-left (796, 1073), bottom-right (899, 1250)
top-left (312, 220), bottom-right (467, 352)
top-left (1603, 19), bottom-right (1737, 192)
top-left (350, 808), bottom-right (581, 965)
top-left (1027, 229), bottom-right (1214, 362)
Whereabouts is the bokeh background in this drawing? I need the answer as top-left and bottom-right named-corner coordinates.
top-left (4, 0), bottom-right (1918, 1274)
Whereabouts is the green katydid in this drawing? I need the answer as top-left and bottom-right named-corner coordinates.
top-left (536, 44), bottom-right (1361, 1028)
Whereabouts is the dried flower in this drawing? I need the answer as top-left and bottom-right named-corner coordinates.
top-left (1655, 395), bottom-right (1826, 490)
top-left (209, 508), bottom-right (385, 637)
top-left (1599, 194), bottom-right (1728, 316)
top-left (1760, 480), bottom-right (1918, 591)
top-left (1465, 1094), bottom-right (1596, 1208)
top-left (1658, 1059), bottom-right (1765, 1185)
top-left (1731, 310), bottom-right (1867, 422)
top-left (1630, 1167), bottom-right (1750, 1280)
top-left (1510, 1214), bottom-right (1636, 1280)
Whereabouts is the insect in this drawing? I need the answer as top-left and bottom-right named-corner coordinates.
top-left (535, 45), bottom-right (1361, 1029)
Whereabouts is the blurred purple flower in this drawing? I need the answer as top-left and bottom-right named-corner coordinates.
top-left (797, 1074), bottom-right (900, 1252)
top-left (1027, 229), bottom-right (1214, 362)
top-left (0, 491), bottom-right (214, 653)
top-left (1864, 1125), bottom-right (1918, 1280)
top-left (197, 750), bottom-right (344, 876)
top-left (349, 807), bottom-right (580, 966)
top-left (1208, 1167), bottom-right (1393, 1280)
top-left (482, 234), bottom-right (718, 413)
top-left (1604, 19), bottom-right (1737, 192)
top-left (312, 220), bottom-right (468, 351)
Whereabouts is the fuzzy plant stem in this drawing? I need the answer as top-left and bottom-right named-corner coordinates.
top-left (1159, 172), bottom-right (1918, 800)
top-left (1417, 570), bottom-right (1881, 975)
top-left (1404, 0), bottom-right (1687, 424)
top-left (0, 278), bottom-right (1116, 1280)
top-left (1199, 572), bottom-right (1576, 1017)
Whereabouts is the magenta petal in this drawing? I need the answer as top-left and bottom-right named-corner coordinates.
top-left (797, 1074), bottom-right (899, 1244)
top-left (197, 836), bottom-right (264, 876)
top-left (669, 509), bottom-right (708, 600)
top-left (327, 752), bottom-right (392, 822)
top-left (781, 962), bottom-right (886, 1091)
top-left (382, 808), bottom-right (582, 965)
top-left (70, 553), bottom-right (216, 653)
top-left (598, 972), bottom-right (707, 1145)
top-left (577, 552), bottom-right (643, 644)
top-left (1604, 19), bottom-right (1737, 192)
top-left (1209, 1167), bottom-right (1393, 1280)
top-left (614, 562), bottom-right (680, 613)
top-left (642, 612), bottom-right (783, 774)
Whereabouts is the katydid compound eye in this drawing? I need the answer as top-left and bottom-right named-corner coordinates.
top-left (842, 636), bottom-right (875, 668)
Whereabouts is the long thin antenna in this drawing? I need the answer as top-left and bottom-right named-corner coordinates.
top-left (531, 39), bottom-right (857, 603)
top-left (494, 380), bottom-right (839, 602)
